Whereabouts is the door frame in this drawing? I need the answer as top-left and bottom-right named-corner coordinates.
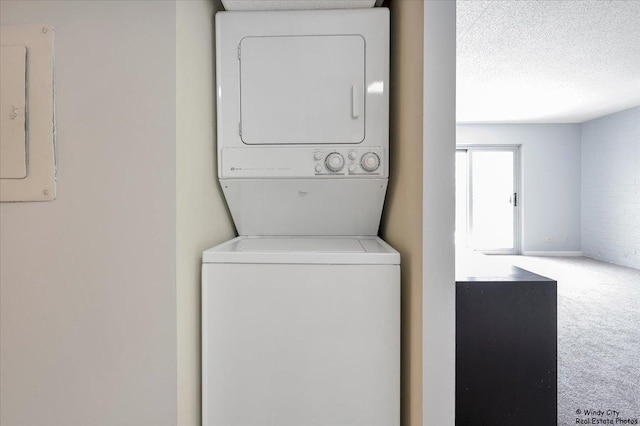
top-left (457, 145), bottom-right (522, 255)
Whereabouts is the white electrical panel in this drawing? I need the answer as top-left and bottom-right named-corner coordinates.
top-left (0, 25), bottom-right (56, 202)
top-left (0, 46), bottom-right (27, 179)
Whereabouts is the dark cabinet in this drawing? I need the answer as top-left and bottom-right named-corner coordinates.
top-left (456, 266), bottom-right (557, 425)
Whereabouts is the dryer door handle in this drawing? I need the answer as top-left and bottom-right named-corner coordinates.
top-left (352, 85), bottom-right (360, 119)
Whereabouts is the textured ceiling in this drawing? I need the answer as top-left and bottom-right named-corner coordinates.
top-left (457, 0), bottom-right (640, 123)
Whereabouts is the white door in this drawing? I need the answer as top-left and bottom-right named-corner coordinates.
top-left (456, 147), bottom-right (521, 254)
top-left (239, 35), bottom-right (365, 145)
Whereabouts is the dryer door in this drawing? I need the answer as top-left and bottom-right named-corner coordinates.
top-left (239, 35), bottom-right (365, 145)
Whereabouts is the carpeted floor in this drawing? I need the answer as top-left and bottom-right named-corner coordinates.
top-left (496, 255), bottom-right (640, 425)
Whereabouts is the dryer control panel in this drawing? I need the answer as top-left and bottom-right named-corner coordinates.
top-left (221, 147), bottom-right (385, 178)
top-left (314, 148), bottom-right (382, 176)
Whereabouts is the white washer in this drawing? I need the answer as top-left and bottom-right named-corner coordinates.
top-left (202, 236), bottom-right (400, 426)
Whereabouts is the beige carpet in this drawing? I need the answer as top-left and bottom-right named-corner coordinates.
top-left (495, 255), bottom-right (640, 425)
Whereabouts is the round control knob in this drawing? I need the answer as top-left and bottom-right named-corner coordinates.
top-left (348, 151), bottom-right (357, 160)
top-left (325, 152), bottom-right (345, 172)
top-left (361, 152), bottom-right (380, 172)
top-left (315, 164), bottom-right (323, 173)
top-left (314, 152), bottom-right (324, 161)
top-left (348, 164), bottom-right (357, 173)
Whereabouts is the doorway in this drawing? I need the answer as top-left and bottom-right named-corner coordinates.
top-left (456, 146), bottom-right (521, 254)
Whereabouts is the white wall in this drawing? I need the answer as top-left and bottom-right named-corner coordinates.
top-left (176, 1), bottom-right (236, 425)
top-left (422, 2), bottom-right (456, 425)
top-left (457, 124), bottom-right (582, 253)
top-left (0, 2), bottom-right (177, 425)
top-left (582, 106), bottom-right (640, 269)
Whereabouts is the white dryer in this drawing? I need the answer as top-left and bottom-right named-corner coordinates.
top-left (215, 9), bottom-right (390, 236)
top-left (202, 236), bottom-right (400, 426)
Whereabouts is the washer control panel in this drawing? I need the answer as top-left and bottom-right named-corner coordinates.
top-left (221, 146), bottom-right (385, 178)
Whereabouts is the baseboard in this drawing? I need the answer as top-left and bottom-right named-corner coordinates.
top-left (522, 251), bottom-right (583, 257)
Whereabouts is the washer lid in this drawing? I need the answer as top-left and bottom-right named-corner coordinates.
top-left (203, 236), bottom-right (399, 265)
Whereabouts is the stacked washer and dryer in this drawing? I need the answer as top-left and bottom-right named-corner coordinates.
top-left (202, 8), bottom-right (399, 426)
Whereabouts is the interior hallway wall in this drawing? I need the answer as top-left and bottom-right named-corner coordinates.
top-left (0, 2), bottom-right (177, 425)
top-left (176, 1), bottom-right (236, 425)
top-left (582, 105), bottom-right (640, 269)
top-left (380, 1), bottom-right (424, 425)
top-left (457, 124), bottom-right (582, 254)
